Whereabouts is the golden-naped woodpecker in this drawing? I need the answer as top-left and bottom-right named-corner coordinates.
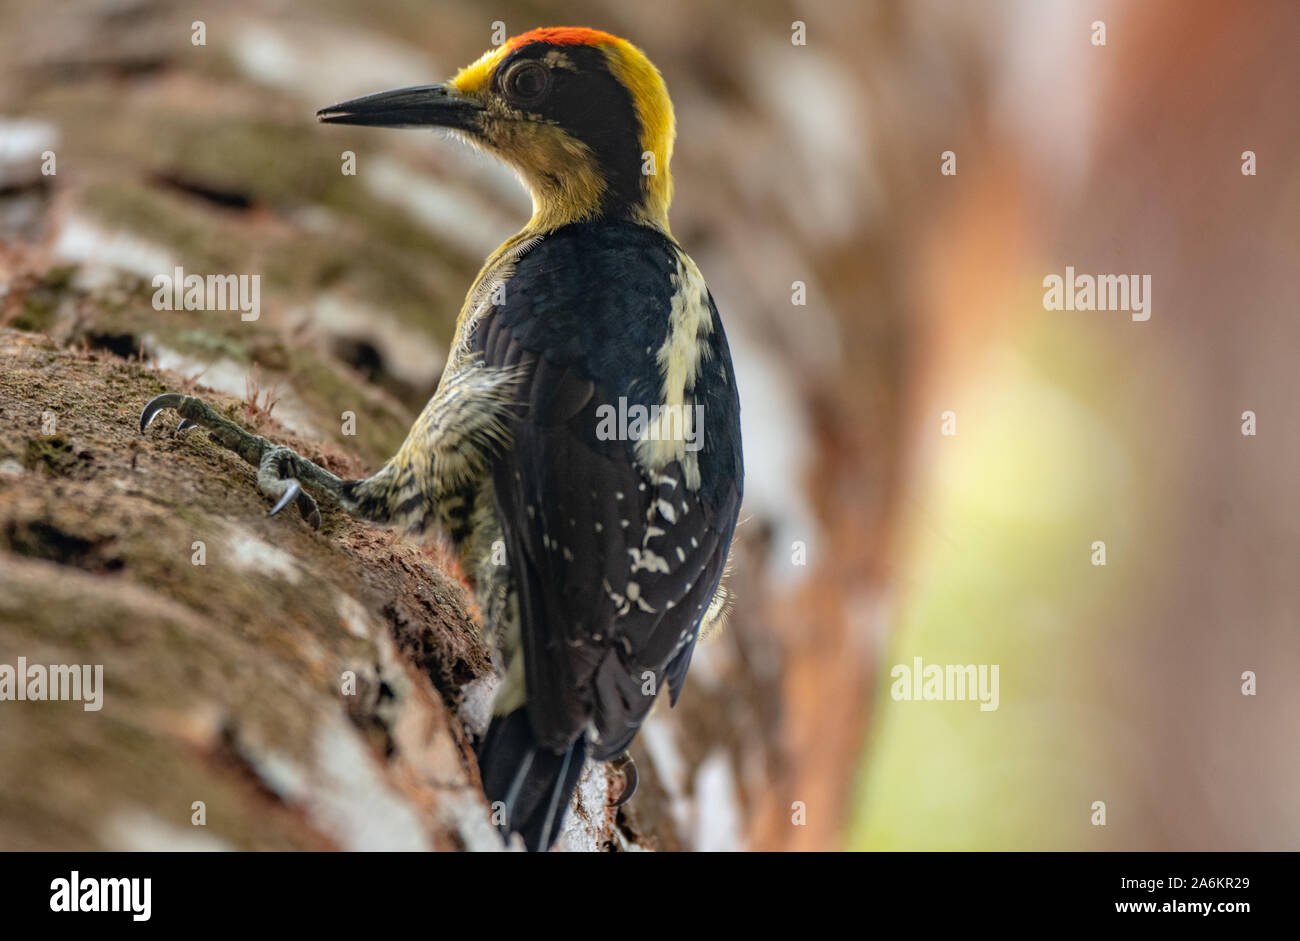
top-left (141, 27), bottom-right (744, 851)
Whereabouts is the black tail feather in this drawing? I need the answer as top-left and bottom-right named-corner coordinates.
top-left (478, 708), bottom-right (587, 851)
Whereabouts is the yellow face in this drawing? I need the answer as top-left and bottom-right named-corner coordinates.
top-left (318, 28), bottom-right (676, 233)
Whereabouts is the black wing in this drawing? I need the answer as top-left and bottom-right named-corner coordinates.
top-left (472, 222), bottom-right (743, 760)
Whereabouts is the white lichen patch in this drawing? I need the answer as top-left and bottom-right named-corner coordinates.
top-left (553, 761), bottom-right (612, 853)
top-left (0, 118), bottom-right (59, 188)
top-left (457, 674), bottom-right (499, 739)
top-left (334, 591), bottom-right (374, 639)
top-left (692, 750), bottom-right (744, 851)
top-left (100, 808), bottom-right (236, 852)
top-left (309, 718), bottom-right (433, 851)
top-left (225, 524), bottom-right (301, 584)
top-left (52, 215), bottom-right (175, 290)
top-left (639, 715), bottom-right (690, 838)
top-left (236, 717), bottom-right (433, 851)
top-left (725, 322), bottom-right (820, 586)
top-left (230, 21), bottom-right (434, 107)
top-left (436, 789), bottom-right (508, 853)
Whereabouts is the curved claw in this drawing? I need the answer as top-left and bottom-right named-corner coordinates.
top-left (140, 393), bottom-right (186, 434)
top-left (268, 479), bottom-right (301, 518)
top-left (261, 447), bottom-right (322, 530)
top-left (177, 418), bottom-right (197, 434)
top-left (609, 754), bottom-right (638, 807)
top-left (278, 484), bottom-right (321, 530)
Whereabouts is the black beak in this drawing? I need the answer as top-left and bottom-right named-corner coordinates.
top-left (316, 84), bottom-right (482, 130)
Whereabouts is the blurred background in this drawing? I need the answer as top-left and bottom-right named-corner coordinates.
top-left (1, 0), bottom-right (1297, 850)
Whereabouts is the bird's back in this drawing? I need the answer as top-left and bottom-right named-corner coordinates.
top-left (471, 220), bottom-right (742, 847)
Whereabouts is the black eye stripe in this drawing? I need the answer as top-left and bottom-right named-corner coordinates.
top-left (492, 43), bottom-right (645, 214)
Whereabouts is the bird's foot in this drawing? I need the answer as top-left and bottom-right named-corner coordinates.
top-left (140, 392), bottom-right (330, 529)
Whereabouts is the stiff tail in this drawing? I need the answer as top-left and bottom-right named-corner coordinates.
top-left (477, 708), bottom-right (587, 851)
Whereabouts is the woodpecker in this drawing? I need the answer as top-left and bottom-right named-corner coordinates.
top-left (140, 27), bottom-right (744, 851)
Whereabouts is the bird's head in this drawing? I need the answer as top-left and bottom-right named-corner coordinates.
top-left (317, 27), bottom-right (676, 233)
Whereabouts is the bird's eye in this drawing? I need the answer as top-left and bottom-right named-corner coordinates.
top-left (503, 60), bottom-right (551, 107)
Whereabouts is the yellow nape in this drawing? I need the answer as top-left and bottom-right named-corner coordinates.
top-left (599, 36), bottom-right (676, 227)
